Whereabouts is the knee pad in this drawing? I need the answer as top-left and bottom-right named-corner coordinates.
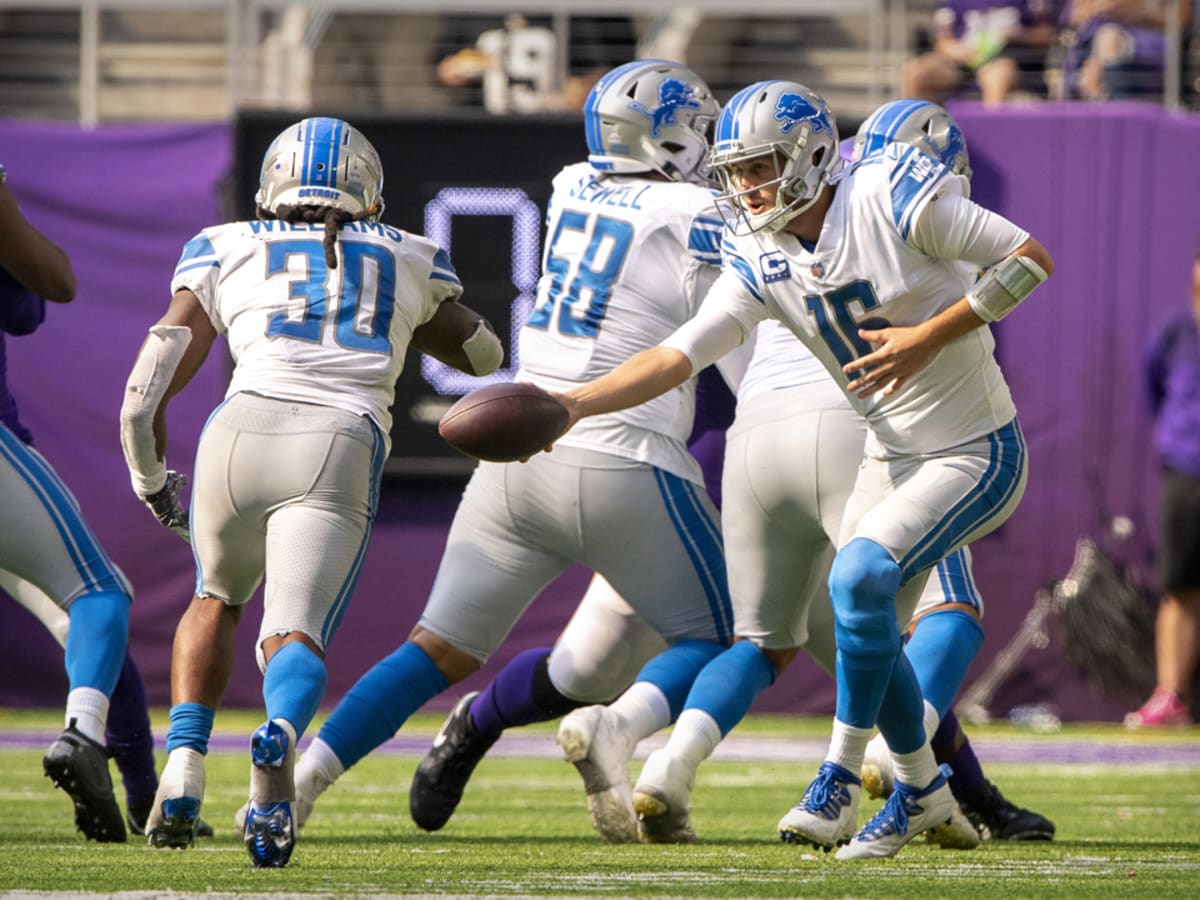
top-left (829, 538), bottom-right (902, 658)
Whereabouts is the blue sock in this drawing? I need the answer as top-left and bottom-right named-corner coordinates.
top-left (317, 642), bottom-right (448, 770)
top-left (166, 702), bottom-right (215, 755)
top-left (470, 647), bottom-right (579, 739)
top-left (874, 652), bottom-right (927, 754)
top-left (904, 610), bottom-right (984, 720)
top-left (681, 641), bottom-right (775, 736)
top-left (633, 639), bottom-right (725, 721)
top-left (262, 642), bottom-right (328, 738)
top-left (105, 652), bottom-right (157, 803)
top-left (830, 538), bottom-right (902, 728)
top-left (65, 590), bottom-right (130, 695)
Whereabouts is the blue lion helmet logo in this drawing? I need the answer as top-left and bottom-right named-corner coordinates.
top-left (774, 92), bottom-right (832, 136)
top-left (629, 78), bottom-right (701, 138)
top-left (917, 127), bottom-right (967, 173)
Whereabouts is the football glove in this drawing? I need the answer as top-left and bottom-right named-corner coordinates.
top-left (142, 470), bottom-right (190, 543)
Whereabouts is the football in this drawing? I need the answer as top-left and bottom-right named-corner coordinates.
top-left (438, 381), bottom-right (570, 462)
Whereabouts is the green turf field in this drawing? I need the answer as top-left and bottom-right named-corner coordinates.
top-left (1, 709), bottom-right (1197, 898)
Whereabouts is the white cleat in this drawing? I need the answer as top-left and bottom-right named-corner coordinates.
top-left (835, 768), bottom-right (956, 860)
top-left (632, 749), bottom-right (696, 844)
top-left (556, 706), bottom-right (637, 844)
top-left (859, 732), bottom-right (894, 800)
top-left (925, 801), bottom-right (982, 850)
top-left (146, 748), bottom-right (206, 850)
top-left (777, 762), bottom-right (861, 851)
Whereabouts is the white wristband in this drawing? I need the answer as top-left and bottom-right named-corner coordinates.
top-left (462, 319), bottom-right (503, 376)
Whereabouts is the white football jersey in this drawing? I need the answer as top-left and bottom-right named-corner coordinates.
top-left (736, 319), bottom-right (832, 409)
top-left (706, 145), bottom-right (1026, 458)
top-left (171, 218), bottom-right (462, 451)
top-left (518, 163), bottom-right (723, 483)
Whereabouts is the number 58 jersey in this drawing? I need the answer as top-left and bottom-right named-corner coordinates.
top-left (517, 162), bottom-right (724, 483)
top-left (171, 218), bottom-right (462, 450)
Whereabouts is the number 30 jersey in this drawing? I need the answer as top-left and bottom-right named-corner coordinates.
top-left (703, 145), bottom-right (1028, 459)
top-left (518, 162), bottom-right (723, 484)
top-left (171, 219), bottom-right (462, 450)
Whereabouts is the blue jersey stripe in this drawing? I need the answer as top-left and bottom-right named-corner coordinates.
top-left (322, 421), bottom-right (387, 645)
top-left (191, 396), bottom-right (233, 598)
top-left (177, 234), bottom-right (216, 264)
top-left (0, 427), bottom-right (128, 596)
top-left (727, 254), bottom-right (764, 303)
top-left (900, 420), bottom-right (1027, 578)
top-left (889, 146), bottom-right (947, 240)
top-left (174, 259), bottom-right (219, 277)
top-left (688, 221), bottom-right (722, 258)
top-left (430, 247), bottom-right (462, 287)
top-left (653, 469), bottom-right (732, 643)
top-left (933, 547), bottom-right (981, 610)
top-left (904, 422), bottom-right (1026, 576)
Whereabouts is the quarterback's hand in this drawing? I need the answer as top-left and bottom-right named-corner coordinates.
top-left (843, 321), bottom-right (941, 398)
top-left (142, 470), bottom-right (191, 542)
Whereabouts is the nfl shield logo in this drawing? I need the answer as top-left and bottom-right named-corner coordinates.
top-left (811, 260), bottom-right (825, 278)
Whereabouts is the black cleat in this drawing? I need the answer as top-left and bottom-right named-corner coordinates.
top-left (409, 692), bottom-right (499, 831)
top-left (43, 721), bottom-right (127, 843)
top-left (960, 780), bottom-right (1055, 841)
top-left (126, 794), bottom-right (213, 838)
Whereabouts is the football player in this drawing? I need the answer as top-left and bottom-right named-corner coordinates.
top-left (406, 100), bottom-right (1047, 848)
top-left (849, 100), bottom-right (1054, 842)
top-left (281, 60), bottom-right (737, 843)
top-left (118, 117), bottom-right (502, 867)
top-left (1, 163), bottom-right (145, 844)
top-left (545, 81), bottom-right (1053, 859)
top-left (560, 99), bottom-right (1050, 847)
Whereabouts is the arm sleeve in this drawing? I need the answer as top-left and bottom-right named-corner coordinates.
top-left (908, 187), bottom-right (1031, 268)
top-left (662, 270), bottom-right (765, 372)
top-left (0, 268), bottom-right (45, 335)
top-left (1143, 320), bottom-right (1173, 416)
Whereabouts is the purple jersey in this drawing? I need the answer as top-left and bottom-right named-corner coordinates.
top-left (937, 0), bottom-right (1058, 38)
top-left (1145, 310), bottom-right (1200, 478)
top-left (0, 266), bottom-right (46, 444)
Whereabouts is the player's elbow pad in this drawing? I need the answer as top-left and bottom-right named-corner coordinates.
top-left (463, 319), bottom-right (503, 376)
top-left (965, 253), bottom-right (1049, 323)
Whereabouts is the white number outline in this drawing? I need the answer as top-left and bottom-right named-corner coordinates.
top-left (422, 187), bottom-right (540, 392)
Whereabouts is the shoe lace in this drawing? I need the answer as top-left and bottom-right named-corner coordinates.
top-left (800, 764), bottom-right (855, 819)
top-left (858, 789), bottom-right (913, 841)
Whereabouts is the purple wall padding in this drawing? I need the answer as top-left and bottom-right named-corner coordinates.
top-left (2, 104), bottom-right (1198, 724)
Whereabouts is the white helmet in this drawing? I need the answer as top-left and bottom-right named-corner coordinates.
top-left (584, 59), bottom-right (719, 185)
top-left (709, 80), bottom-right (842, 235)
top-left (852, 98), bottom-right (972, 179)
top-left (255, 117), bottom-right (384, 220)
